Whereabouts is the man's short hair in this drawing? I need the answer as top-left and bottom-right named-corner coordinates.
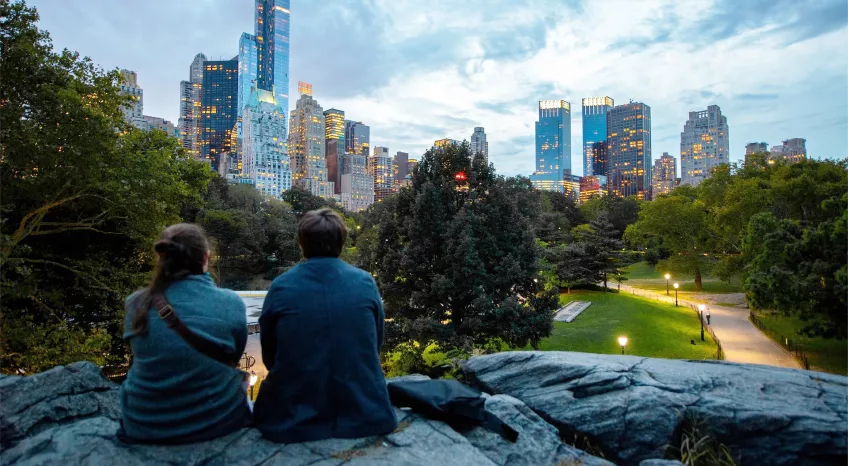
top-left (298, 208), bottom-right (348, 258)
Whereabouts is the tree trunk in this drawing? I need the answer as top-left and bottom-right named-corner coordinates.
top-left (695, 268), bottom-right (702, 291)
top-left (603, 272), bottom-right (608, 292)
top-left (567, 286), bottom-right (571, 294)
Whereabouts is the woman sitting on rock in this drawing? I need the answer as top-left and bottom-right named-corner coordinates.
top-left (254, 208), bottom-right (397, 443)
top-left (118, 223), bottom-right (251, 444)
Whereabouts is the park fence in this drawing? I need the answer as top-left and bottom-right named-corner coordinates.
top-left (623, 285), bottom-right (725, 360)
top-left (749, 312), bottom-right (811, 370)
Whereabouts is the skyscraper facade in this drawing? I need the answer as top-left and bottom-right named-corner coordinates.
top-left (530, 100), bottom-right (571, 192)
top-left (344, 120), bottom-right (370, 155)
top-left (470, 127), bottom-right (488, 163)
top-left (434, 138), bottom-right (460, 151)
top-left (680, 105), bottom-right (729, 186)
top-left (178, 53), bottom-right (206, 159)
top-left (242, 87), bottom-right (291, 198)
top-left (393, 151), bottom-right (409, 187)
top-left (651, 152), bottom-right (677, 198)
top-left (369, 147), bottom-right (393, 202)
top-left (288, 86), bottom-right (333, 198)
top-left (119, 70), bottom-right (145, 127)
top-left (607, 102), bottom-right (652, 200)
top-left (200, 60), bottom-right (239, 172)
top-left (255, 0), bottom-right (290, 113)
top-left (582, 97), bottom-right (614, 177)
top-left (563, 174), bottom-right (581, 203)
top-left (770, 138), bottom-right (807, 164)
top-left (579, 175), bottom-right (607, 203)
top-left (324, 108), bottom-right (345, 195)
top-left (340, 154), bottom-right (374, 212)
top-left (141, 116), bottom-right (179, 138)
top-left (237, 33), bottom-right (258, 114)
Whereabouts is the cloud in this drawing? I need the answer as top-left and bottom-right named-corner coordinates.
top-left (30, 0), bottom-right (848, 176)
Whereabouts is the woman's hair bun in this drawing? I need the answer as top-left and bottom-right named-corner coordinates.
top-left (154, 240), bottom-right (186, 255)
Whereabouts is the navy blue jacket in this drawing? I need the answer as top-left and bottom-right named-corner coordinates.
top-left (253, 257), bottom-right (397, 443)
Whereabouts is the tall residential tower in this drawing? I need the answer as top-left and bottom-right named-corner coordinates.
top-left (178, 53), bottom-right (207, 158)
top-left (582, 97), bottom-right (613, 177)
top-left (200, 60), bottom-right (239, 172)
top-left (255, 0), bottom-right (290, 113)
top-left (530, 100), bottom-right (571, 192)
top-left (470, 127), bottom-right (488, 164)
top-left (607, 102), bottom-right (651, 200)
top-left (680, 105), bottom-right (729, 186)
top-left (324, 108), bottom-right (345, 194)
top-left (288, 83), bottom-right (333, 198)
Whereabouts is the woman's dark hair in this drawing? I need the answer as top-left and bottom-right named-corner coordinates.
top-left (129, 223), bottom-right (210, 335)
top-left (298, 208), bottom-right (348, 259)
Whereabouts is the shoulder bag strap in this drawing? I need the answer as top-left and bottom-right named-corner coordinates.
top-left (153, 294), bottom-right (238, 367)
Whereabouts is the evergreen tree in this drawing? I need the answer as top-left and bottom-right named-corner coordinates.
top-left (364, 143), bottom-right (556, 351)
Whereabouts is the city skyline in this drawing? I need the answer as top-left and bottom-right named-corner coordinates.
top-left (30, 0), bottom-right (847, 176)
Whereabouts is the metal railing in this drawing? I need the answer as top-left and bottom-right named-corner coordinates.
top-left (749, 312), bottom-right (811, 370)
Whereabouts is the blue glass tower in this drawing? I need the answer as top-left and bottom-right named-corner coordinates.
top-left (255, 0), bottom-right (290, 113)
top-left (530, 100), bottom-right (571, 192)
top-left (582, 97), bottom-right (613, 177)
top-left (237, 33), bottom-right (258, 113)
top-left (200, 60), bottom-right (239, 172)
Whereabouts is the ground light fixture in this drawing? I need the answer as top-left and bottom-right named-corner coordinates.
top-left (665, 274), bottom-right (671, 295)
top-left (674, 283), bottom-right (679, 306)
top-left (617, 336), bottom-right (628, 355)
top-left (249, 371), bottom-right (258, 399)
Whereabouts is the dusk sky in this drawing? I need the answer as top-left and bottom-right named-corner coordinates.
top-left (31, 0), bottom-right (847, 177)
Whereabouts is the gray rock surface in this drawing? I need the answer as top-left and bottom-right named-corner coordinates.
top-left (463, 351), bottom-right (848, 466)
top-left (0, 362), bottom-right (608, 466)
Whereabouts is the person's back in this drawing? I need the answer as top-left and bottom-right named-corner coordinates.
top-left (254, 209), bottom-right (397, 443)
top-left (119, 224), bottom-right (251, 444)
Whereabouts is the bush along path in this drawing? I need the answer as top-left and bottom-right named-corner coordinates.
top-left (617, 284), bottom-right (800, 369)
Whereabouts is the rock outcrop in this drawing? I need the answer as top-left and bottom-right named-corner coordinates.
top-left (463, 351), bottom-right (848, 466)
top-left (0, 362), bottom-right (609, 466)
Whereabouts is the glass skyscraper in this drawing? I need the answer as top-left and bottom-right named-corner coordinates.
top-left (607, 102), bottom-right (652, 200)
top-left (237, 33), bottom-right (258, 114)
top-left (344, 120), bottom-right (370, 155)
top-left (200, 60), bottom-right (239, 172)
top-left (255, 0), bottom-right (290, 113)
top-left (324, 108), bottom-right (345, 194)
top-left (530, 100), bottom-right (571, 192)
top-left (242, 87), bottom-right (291, 198)
top-left (582, 97), bottom-right (613, 177)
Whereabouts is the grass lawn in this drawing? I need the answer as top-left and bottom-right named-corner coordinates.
top-left (527, 290), bottom-right (718, 360)
top-left (622, 262), bottom-right (742, 294)
top-left (753, 312), bottom-right (848, 376)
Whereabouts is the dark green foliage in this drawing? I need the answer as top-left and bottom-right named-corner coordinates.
top-left (363, 144), bottom-right (556, 351)
top-left (579, 196), bottom-right (641, 240)
top-left (0, 1), bottom-right (213, 374)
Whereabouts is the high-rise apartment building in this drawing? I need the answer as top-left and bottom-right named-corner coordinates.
top-left (563, 174), bottom-right (581, 203)
top-left (408, 159), bottom-right (418, 176)
top-left (530, 100), bottom-right (571, 192)
top-left (237, 33), bottom-right (258, 114)
top-left (254, 0), bottom-right (290, 114)
top-left (141, 116), bottom-right (179, 138)
top-left (393, 151), bottom-right (409, 187)
top-left (242, 87), bottom-right (291, 198)
top-left (369, 147), bottom-right (393, 202)
top-left (119, 70), bottom-right (145, 127)
top-left (288, 85), bottom-right (333, 198)
top-left (200, 60), bottom-right (239, 172)
top-left (651, 152), bottom-right (677, 198)
top-left (344, 120), bottom-right (370, 155)
top-left (680, 105), bottom-right (729, 186)
top-left (470, 127), bottom-right (488, 163)
top-left (607, 102), bottom-right (651, 200)
top-left (582, 97), bottom-right (614, 177)
top-left (178, 53), bottom-right (206, 159)
top-left (770, 138), bottom-right (807, 164)
top-left (579, 175), bottom-right (607, 203)
top-left (324, 108), bottom-right (345, 194)
top-left (434, 138), bottom-right (461, 151)
top-left (745, 142), bottom-right (769, 156)
top-left (340, 154), bottom-right (374, 212)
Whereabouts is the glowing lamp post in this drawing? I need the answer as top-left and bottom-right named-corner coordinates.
top-left (664, 274), bottom-right (671, 295)
top-left (617, 336), bottom-right (628, 355)
top-left (697, 304), bottom-right (706, 342)
top-left (249, 371), bottom-right (258, 399)
top-left (673, 283), bottom-right (679, 307)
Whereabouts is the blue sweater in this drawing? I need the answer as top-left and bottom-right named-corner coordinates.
top-left (254, 257), bottom-right (397, 443)
top-left (119, 274), bottom-right (252, 443)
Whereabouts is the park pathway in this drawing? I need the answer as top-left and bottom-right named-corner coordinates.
top-left (617, 284), bottom-right (800, 369)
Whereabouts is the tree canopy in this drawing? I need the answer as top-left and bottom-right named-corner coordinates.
top-left (361, 143), bottom-right (557, 352)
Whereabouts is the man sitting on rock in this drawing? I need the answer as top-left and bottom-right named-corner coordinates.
top-left (253, 208), bottom-right (397, 443)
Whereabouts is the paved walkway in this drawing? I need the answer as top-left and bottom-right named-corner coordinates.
top-left (618, 284), bottom-right (800, 369)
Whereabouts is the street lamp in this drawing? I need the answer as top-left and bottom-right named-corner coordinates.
top-left (665, 274), bottom-right (671, 295)
top-left (697, 304), bottom-right (706, 342)
top-left (673, 283), bottom-right (679, 307)
top-left (249, 371), bottom-right (258, 399)
top-left (617, 336), bottom-right (628, 355)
